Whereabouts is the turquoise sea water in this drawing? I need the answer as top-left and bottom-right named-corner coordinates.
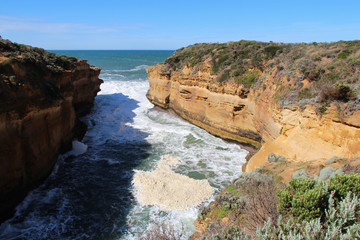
top-left (0, 51), bottom-right (247, 239)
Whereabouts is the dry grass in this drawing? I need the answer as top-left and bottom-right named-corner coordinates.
top-left (320, 84), bottom-right (355, 102)
top-left (241, 175), bottom-right (279, 236)
top-left (139, 221), bottom-right (185, 240)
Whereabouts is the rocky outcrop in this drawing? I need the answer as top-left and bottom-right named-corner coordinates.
top-left (0, 40), bottom-right (102, 222)
top-left (147, 64), bottom-right (264, 148)
top-left (146, 40), bottom-right (360, 173)
top-left (247, 105), bottom-right (360, 171)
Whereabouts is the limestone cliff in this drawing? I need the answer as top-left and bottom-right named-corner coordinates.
top-left (0, 40), bottom-right (102, 221)
top-left (146, 40), bottom-right (360, 172)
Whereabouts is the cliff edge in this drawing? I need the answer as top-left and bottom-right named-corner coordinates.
top-left (0, 40), bottom-right (102, 221)
top-left (146, 40), bottom-right (360, 172)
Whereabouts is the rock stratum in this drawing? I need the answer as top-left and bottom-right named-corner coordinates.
top-left (146, 40), bottom-right (360, 172)
top-left (0, 40), bottom-right (102, 221)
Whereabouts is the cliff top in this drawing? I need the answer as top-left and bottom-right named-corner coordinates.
top-left (0, 39), bottom-right (100, 116)
top-left (0, 39), bottom-right (80, 70)
top-left (161, 40), bottom-right (360, 115)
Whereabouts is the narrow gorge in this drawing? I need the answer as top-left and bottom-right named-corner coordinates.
top-left (0, 40), bottom-right (102, 221)
top-left (1, 39), bottom-right (359, 239)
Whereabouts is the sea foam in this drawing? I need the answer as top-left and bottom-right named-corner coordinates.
top-left (67, 140), bottom-right (88, 156)
top-left (132, 155), bottom-right (214, 210)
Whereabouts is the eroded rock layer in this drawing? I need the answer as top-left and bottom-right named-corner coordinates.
top-left (146, 41), bottom-right (360, 173)
top-left (146, 64), bottom-right (263, 148)
top-left (0, 40), bottom-right (102, 221)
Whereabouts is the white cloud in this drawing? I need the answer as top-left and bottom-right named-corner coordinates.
top-left (0, 15), bottom-right (119, 34)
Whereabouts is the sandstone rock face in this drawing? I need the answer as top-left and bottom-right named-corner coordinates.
top-left (247, 105), bottom-right (360, 171)
top-left (146, 63), bottom-right (360, 173)
top-left (147, 64), bottom-right (264, 148)
top-left (0, 40), bottom-right (102, 221)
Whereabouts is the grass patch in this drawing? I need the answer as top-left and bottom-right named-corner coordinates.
top-left (213, 205), bottom-right (232, 219)
top-left (218, 69), bottom-right (231, 82)
top-left (235, 70), bottom-right (260, 88)
top-left (319, 101), bottom-right (330, 115)
top-left (225, 184), bottom-right (243, 196)
top-left (298, 88), bottom-right (312, 99)
top-left (337, 50), bottom-right (351, 59)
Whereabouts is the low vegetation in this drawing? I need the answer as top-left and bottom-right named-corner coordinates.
top-left (0, 39), bottom-right (79, 71)
top-left (194, 170), bottom-right (360, 239)
top-left (163, 40), bottom-right (360, 115)
top-left (139, 222), bottom-right (184, 240)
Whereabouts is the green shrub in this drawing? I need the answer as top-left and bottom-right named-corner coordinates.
top-left (336, 83), bottom-right (354, 101)
top-left (212, 54), bottom-right (231, 74)
top-left (251, 54), bottom-right (264, 70)
top-left (328, 173), bottom-right (360, 202)
top-left (349, 58), bottom-right (360, 67)
top-left (218, 69), bottom-right (231, 82)
top-left (256, 192), bottom-right (360, 240)
top-left (232, 66), bottom-right (246, 77)
top-left (277, 174), bottom-right (360, 222)
top-left (297, 88), bottom-right (312, 99)
top-left (264, 45), bottom-right (282, 59)
top-left (196, 173), bottom-right (360, 239)
top-left (318, 101), bottom-right (329, 115)
top-left (277, 178), bottom-right (328, 221)
top-left (213, 204), bottom-right (232, 218)
top-left (190, 58), bottom-right (198, 67)
top-left (320, 83), bottom-right (354, 102)
top-left (235, 70), bottom-right (259, 88)
top-left (327, 64), bottom-right (336, 70)
top-left (202, 192), bottom-right (360, 239)
top-left (314, 56), bottom-right (322, 61)
top-left (338, 50), bottom-right (351, 59)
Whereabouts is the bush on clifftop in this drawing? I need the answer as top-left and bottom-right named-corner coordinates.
top-left (277, 173), bottom-right (360, 222)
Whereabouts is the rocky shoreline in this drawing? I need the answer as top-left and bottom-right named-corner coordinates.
top-left (146, 40), bottom-right (360, 238)
top-left (0, 40), bottom-right (102, 222)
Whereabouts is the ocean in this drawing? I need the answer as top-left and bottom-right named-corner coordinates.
top-left (0, 50), bottom-right (247, 239)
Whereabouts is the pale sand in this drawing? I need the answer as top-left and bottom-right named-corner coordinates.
top-left (132, 155), bottom-right (214, 210)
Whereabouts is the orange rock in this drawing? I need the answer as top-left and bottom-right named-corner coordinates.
top-left (146, 63), bottom-right (360, 174)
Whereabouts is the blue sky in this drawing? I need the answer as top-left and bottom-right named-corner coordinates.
top-left (1, 0), bottom-right (359, 50)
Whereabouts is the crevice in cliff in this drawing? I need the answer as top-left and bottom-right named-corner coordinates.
top-left (179, 89), bottom-right (192, 100)
top-left (180, 89), bottom-right (191, 94)
top-left (165, 95), bottom-right (170, 105)
top-left (196, 96), bottom-right (208, 101)
top-left (159, 71), bottom-right (171, 80)
top-left (238, 88), bottom-right (249, 99)
top-left (233, 104), bottom-right (245, 112)
top-left (332, 119), bottom-right (360, 129)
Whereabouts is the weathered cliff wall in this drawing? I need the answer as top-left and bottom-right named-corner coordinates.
top-left (0, 40), bottom-right (102, 221)
top-left (146, 41), bottom-right (360, 173)
top-left (147, 64), bottom-right (265, 148)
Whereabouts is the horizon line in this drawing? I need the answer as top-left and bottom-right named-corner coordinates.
top-left (48, 49), bottom-right (175, 51)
